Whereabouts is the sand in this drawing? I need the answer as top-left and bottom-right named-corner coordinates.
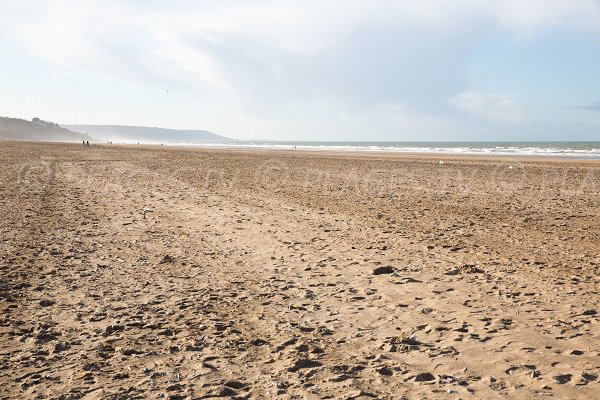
top-left (0, 141), bottom-right (599, 399)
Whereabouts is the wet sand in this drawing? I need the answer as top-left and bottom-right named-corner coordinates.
top-left (1, 141), bottom-right (599, 399)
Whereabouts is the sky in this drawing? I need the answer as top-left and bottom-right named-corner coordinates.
top-left (1, 0), bottom-right (600, 141)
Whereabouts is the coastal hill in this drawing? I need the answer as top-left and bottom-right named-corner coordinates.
top-left (0, 117), bottom-right (92, 142)
top-left (64, 124), bottom-right (230, 144)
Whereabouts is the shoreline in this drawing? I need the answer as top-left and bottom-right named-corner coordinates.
top-left (108, 142), bottom-right (600, 161)
top-left (3, 139), bottom-right (600, 163)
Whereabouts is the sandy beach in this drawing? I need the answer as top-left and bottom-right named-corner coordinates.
top-left (0, 141), bottom-right (599, 399)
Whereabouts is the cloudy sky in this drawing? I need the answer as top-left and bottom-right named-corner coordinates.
top-left (1, 0), bottom-right (600, 141)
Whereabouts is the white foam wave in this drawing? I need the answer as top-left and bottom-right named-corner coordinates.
top-left (174, 142), bottom-right (600, 159)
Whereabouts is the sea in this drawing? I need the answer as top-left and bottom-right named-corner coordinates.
top-left (184, 141), bottom-right (600, 159)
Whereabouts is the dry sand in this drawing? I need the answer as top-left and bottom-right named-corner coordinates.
top-left (0, 141), bottom-right (599, 399)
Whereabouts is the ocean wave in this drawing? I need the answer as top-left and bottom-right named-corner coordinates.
top-left (175, 142), bottom-right (600, 159)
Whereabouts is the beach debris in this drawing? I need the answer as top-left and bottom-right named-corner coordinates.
top-left (377, 366), bottom-right (393, 376)
top-left (103, 324), bottom-right (124, 337)
top-left (142, 206), bottom-right (153, 219)
top-left (53, 342), bottom-right (71, 353)
top-left (580, 372), bottom-right (597, 384)
top-left (438, 375), bottom-right (456, 384)
top-left (224, 380), bottom-right (248, 389)
top-left (445, 264), bottom-right (484, 275)
top-left (373, 265), bottom-right (395, 275)
top-left (213, 321), bottom-right (231, 332)
top-left (39, 299), bottom-right (55, 307)
top-left (158, 254), bottom-right (175, 264)
top-left (250, 338), bottom-right (269, 346)
top-left (553, 374), bottom-right (572, 384)
top-left (414, 372), bottom-right (436, 382)
top-left (505, 365), bottom-right (536, 376)
top-left (390, 332), bottom-right (419, 346)
top-left (384, 332), bottom-right (421, 352)
top-left (287, 358), bottom-right (322, 372)
top-left (121, 348), bottom-right (144, 356)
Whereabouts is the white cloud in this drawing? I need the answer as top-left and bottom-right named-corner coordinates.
top-left (489, 0), bottom-right (600, 36)
top-left (1, 0), bottom-right (599, 139)
top-left (2, 0), bottom-right (599, 94)
top-left (450, 92), bottom-right (524, 122)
